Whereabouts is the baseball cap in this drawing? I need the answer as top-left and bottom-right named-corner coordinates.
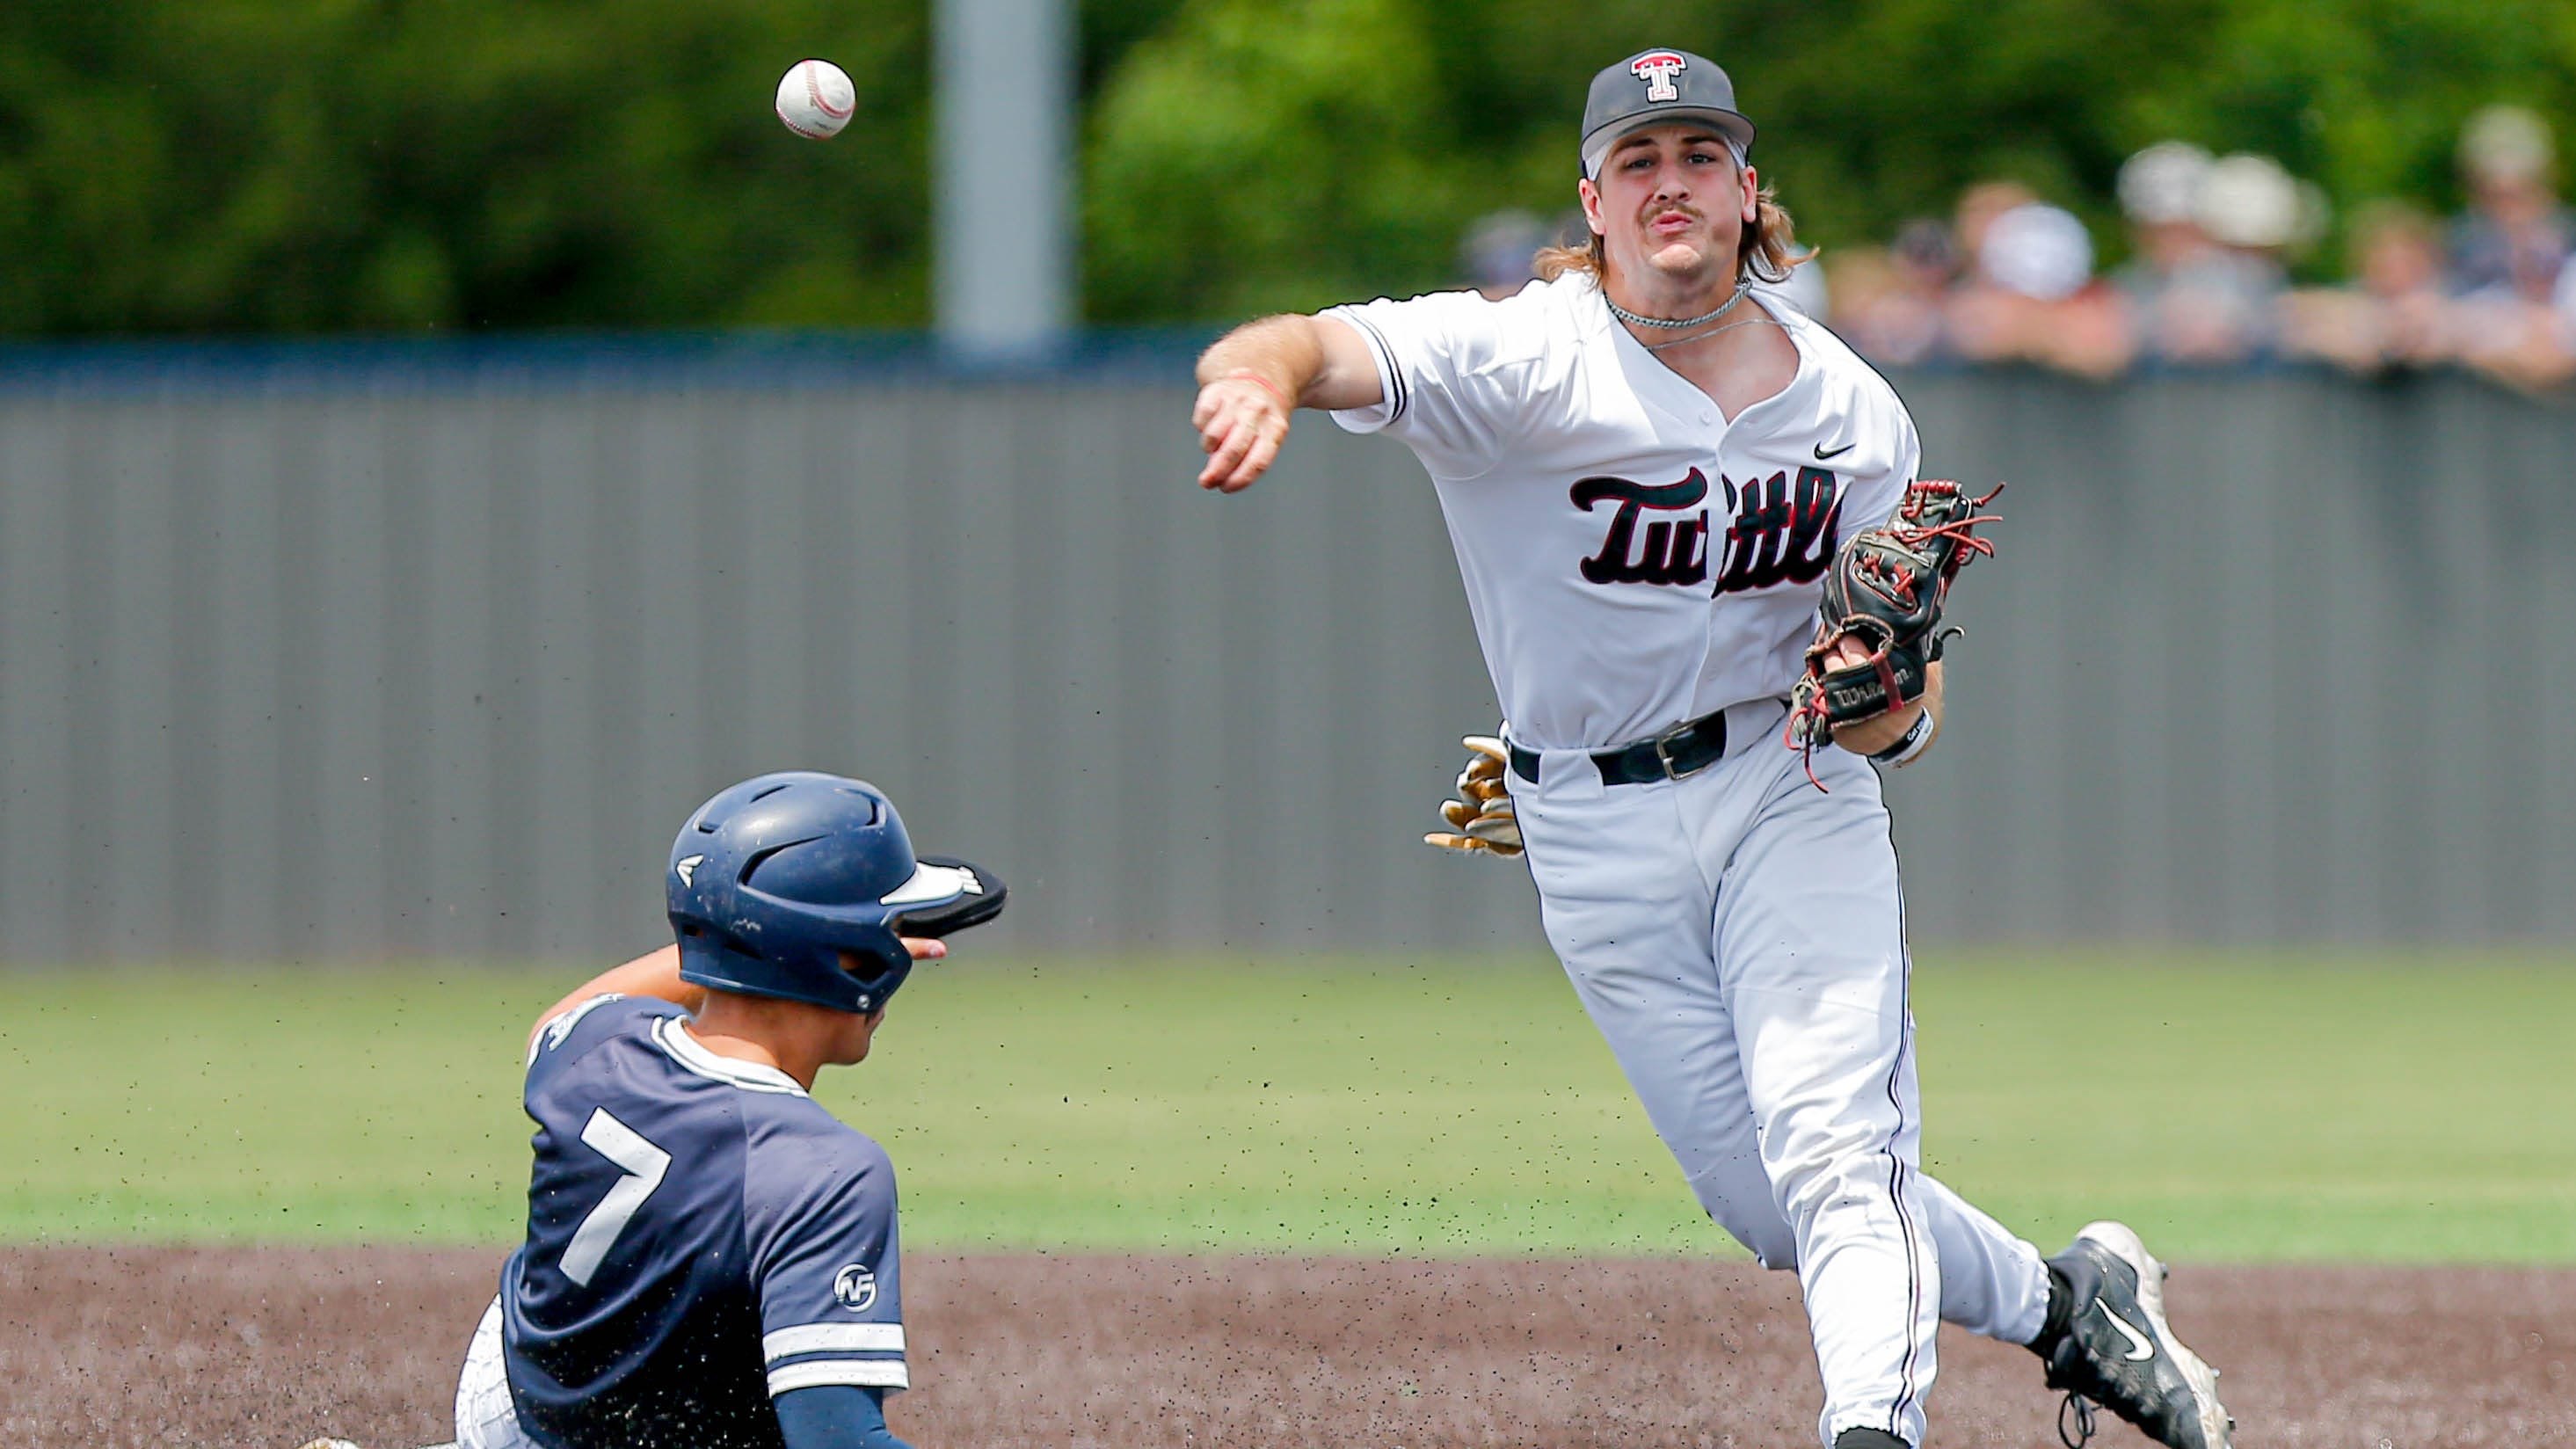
top-left (2194, 153), bottom-right (2301, 250)
top-left (2459, 105), bottom-right (2555, 183)
top-left (1978, 203), bottom-right (2093, 302)
top-left (1581, 48), bottom-right (1757, 179)
top-left (2117, 141), bottom-right (2213, 226)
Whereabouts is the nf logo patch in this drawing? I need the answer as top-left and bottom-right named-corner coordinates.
top-left (834, 1263), bottom-right (880, 1313)
top-left (1630, 52), bottom-right (1687, 102)
top-left (674, 854), bottom-right (704, 887)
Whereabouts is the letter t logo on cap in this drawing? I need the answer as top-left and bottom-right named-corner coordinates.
top-left (1630, 51), bottom-right (1687, 102)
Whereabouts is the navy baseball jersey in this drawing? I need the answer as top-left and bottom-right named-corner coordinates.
top-left (499, 994), bottom-right (907, 1449)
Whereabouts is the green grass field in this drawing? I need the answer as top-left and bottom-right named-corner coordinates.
top-left (4, 952), bottom-right (2570, 1263)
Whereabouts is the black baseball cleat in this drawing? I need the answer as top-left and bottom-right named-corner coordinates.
top-left (2035, 1221), bottom-right (2234, 1449)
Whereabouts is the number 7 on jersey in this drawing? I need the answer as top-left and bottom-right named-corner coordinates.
top-left (559, 1107), bottom-right (672, 1286)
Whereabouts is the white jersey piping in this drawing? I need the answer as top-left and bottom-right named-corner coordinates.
top-left (650, 1016), bottom-right (808, 1096)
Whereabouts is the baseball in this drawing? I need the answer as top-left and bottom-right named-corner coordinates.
top-left (775, 59), bottom-right (856, 140)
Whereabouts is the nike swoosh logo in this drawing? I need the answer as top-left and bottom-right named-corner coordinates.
top-left (1814, 441), bottom-right (1856, 460)
top-left (2099, 1305), bottom-right (2158, 1362)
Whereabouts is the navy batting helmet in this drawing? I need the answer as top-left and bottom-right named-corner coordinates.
top-left (667, 771), bottom-right (1005, 1015)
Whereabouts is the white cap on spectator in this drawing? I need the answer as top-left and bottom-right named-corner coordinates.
top-left (2195, 153), bottom-right (2302, 250)
top-left (2460, 105), bottom-right (2554, 183)
top-left (1979, 202), bottom-right (2093, 301)
top-left (2118, 142), bottom-right (2213, 225)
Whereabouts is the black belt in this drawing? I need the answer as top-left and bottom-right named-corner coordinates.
top-left (1508, 707), bottom-right (1733, 787)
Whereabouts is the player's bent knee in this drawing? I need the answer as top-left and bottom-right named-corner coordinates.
top-left (1770, 1152), bottom-right (1912, 1241)
top-left (1710, 1208), bottom-right (1800, 1269)
top-left (1690, 1171), bottom-right (1801, 1268)
top-left (1748, 1239), bottom-right (1800, 1271)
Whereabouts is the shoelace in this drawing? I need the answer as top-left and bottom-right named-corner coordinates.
top-left (2056, 1392), bottom-right (2099, 1449)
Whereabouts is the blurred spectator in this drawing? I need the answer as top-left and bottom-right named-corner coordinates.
top-left (1941, 186), bottom-right (2043, 365)
top-left (1459, 209), bottom-right (1554, 298)
top-left (1947, 194), bottom-right (2131, 377)
top-left (1951, 180), bottom-right (2037, 265)
top-left (1813, 113), bottom-right (2576, 390)
top-left (2449, 106), bottom-right (2571, 302)
top-left (2117, 142), bottom-right (2214, 277)
top-left (2190, 152), bottom-right (2310, 355)
top-left (2114, 145), bottom-right (2298, 364)
top-left (1823, 248), bottom-right (1904, 350)
top-left (2558, 260), bottom-right (2576, 355)
top-left (2447, 106), bottom-right (2576, 390)
top-left (2455, 289), bottom-right (2576, 390)
top-left (2281, 201), bottom-right (2458, 375)
top-left (1983, 202), bottom-right (2093, 301)
top-left (1826, 218), bottom-right (1957, 364)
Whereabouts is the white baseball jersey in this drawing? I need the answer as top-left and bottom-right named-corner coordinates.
top-left (1320, 270), bottom-right (2060, 1447)
top-left (1324, 272), bottom-right (1919, 752)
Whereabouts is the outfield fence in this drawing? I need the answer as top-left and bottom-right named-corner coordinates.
top-left (2, 347), bottom-right (2571, 958)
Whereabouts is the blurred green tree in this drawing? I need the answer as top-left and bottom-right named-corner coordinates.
top-left (0, 0), bottom-right (934, 334)
top-left (2, 0), bottom-right (2573, 333)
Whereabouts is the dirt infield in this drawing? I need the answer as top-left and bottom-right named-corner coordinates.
top-left (3, 1248), bottom-right (2569, 1448)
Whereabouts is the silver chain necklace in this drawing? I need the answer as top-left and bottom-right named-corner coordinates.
top-left (1604, 282), bottom-right (1764, 351)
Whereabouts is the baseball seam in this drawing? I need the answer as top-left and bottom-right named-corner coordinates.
top-left (806, 64), bottom-right (853, 120)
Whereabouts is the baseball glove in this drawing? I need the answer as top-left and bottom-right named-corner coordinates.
top-left (1785, 479), bottom-right (2004, 779)
top-left (1423, 736), bottom-right (1522, 857)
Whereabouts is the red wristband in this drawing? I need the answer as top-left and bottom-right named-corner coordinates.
top-left (1222, 369), bottom-right (1293, 411)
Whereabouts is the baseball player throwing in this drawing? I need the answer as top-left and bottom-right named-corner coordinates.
top-left (447, 771), bottom-right (1003, 1449)
top-left (1190, 46), bottom-right (2232, 1449)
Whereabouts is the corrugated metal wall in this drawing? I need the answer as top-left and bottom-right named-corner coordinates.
top-left (2, 360), bottom-right (2570, 959)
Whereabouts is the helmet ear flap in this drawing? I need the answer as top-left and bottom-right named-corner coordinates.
top-left (831, 926), bottom-right (915, 1015)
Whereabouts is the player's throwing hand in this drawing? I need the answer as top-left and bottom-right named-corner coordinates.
top-left (1192, 370), bottom-right (1294, 492)
top-left (1187, 310), bottom-right (1388, 492)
